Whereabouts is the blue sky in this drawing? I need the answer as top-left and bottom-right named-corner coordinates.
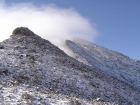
top-left (2, 0), bottom-right (140, 60)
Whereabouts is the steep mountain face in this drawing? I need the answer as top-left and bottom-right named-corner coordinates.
top-left (0, 27), bottom-right (140, 105)
top-left (66, 38), bottom-right (140, 89)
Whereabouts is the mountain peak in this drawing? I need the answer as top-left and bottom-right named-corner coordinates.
top-left (11, 27), bottom-right (35, 36)
top-left (2, 27), bottom-right (67, 57)
top-left (0, 28), bottom-right (139, 104)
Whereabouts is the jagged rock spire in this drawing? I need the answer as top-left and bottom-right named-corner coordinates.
top-left (12, 27), bottom-right (35, 36)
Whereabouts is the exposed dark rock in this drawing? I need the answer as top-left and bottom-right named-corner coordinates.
top-left (0, 45), bottom-right (4, 49)
top-left (11, 27), bottom-right (35, 36)
top-left (22, 92), bottom-right (33, 100)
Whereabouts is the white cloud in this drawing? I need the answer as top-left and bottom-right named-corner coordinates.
top-left (0, 2), bottom-right (98, 56)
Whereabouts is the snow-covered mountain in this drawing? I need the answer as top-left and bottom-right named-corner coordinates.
top-left (67, 38), bottom-right (140, 89)
top-left (0, 27), bottom-right (140, 105)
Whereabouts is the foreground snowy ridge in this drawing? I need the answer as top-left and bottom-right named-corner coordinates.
top-left (0, 27), bottom-right (140, 105)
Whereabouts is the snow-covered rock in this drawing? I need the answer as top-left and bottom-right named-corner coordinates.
top-left (66, 38), bottom-right (140, 89)
top-left (0, 27), bottom-right (139, 105)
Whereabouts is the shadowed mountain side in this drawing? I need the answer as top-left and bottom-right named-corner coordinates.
top-left (0, 27), bottom-right (139, 104)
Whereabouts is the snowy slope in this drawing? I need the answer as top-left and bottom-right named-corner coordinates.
top-left (66, 38), bottom-right (140, 89)
top-left (0, 27), bottom-right (139, 105)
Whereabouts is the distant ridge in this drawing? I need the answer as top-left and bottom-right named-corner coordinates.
top-left (67, 38), bottom-right (140, 89)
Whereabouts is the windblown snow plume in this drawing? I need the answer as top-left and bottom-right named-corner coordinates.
top-left (0, 2), bottom-right (98, 55)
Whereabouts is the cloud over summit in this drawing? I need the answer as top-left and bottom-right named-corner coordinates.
top-left (0, 2), bottom-right (98, 55)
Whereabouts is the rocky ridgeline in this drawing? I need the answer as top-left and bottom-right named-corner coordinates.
top-left (8, 27), bottom-right (67, 57)
top-left (0, 27), bottom-right (139, 105)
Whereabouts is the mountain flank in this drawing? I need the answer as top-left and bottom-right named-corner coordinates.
top-left (0, 27), bottom-right (139, 105)
top-left (66, 38), bottom-right (140, 89)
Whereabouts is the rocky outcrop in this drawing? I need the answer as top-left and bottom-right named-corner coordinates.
top-left (12, 27), bottom-right (35, 36)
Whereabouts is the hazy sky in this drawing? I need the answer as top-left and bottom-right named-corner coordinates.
top-left (1, 0), bottom-right (140, 60)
